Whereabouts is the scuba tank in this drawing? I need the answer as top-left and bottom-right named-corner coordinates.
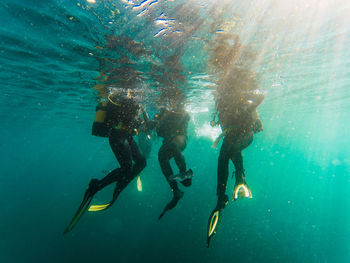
top-left (92, 92), bottom-right (140, 137)
top-left (92, 101), bottom-right (110, 137)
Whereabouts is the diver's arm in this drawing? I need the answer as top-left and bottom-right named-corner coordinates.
top-left (210, 108), bottom-right (219, 127)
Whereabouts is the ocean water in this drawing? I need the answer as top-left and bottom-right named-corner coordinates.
top-left (1, 0), bottom-right (350, 262)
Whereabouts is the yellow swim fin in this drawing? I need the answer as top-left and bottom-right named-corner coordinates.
top-left (208, 210), bottom-right (219, 238)
top-left (207, 209), bottom-right (222, 248)
top-left (207, 194), bottom-right (228, 247)
top-left (137, 176), bottom-right (142, 192)
top-left (232, 183), bottom-right (252, 201)
top-left (88, 203), bottom-right (110, 212)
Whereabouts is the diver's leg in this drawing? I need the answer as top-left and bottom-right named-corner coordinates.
top-left (217, 137), bottom-right (231, 198)
top-left (109, 134), bottom-right (137, 200)
top-left (66, 132), bottom-right (135, 224)
top-left (231, 151), bottom-right (252, 200)
top-left (97, 132), bottom-right (133, 193)
top-left (110, 133), bottom-right (133, 177)
top-left (174, 149), bottom-right (192, 187)
top-left (157, 139), bottom-right (186, 220)
top-left (230, 132), bottom-right (254, 200)
top-left (172, 136), bottom-right (187, 174)
top-left (231, 152), bottom-right (244, 184)
top-left (173, 148), bottom-right (186, 174)
top-left (215, 136), bottom-right (232, 209)
top-left (83, 131), bottom-right (129, 191)
top-left (158, 141), bottom-right (174, 179)
top-left (109, 137), bottom-right (147, 200)
top-left (97, 169), bottom-right (121, 190)
top-left (129, 137), bottom-right (147, 177)
top-left (230, 131), bottom-right (253, 184)
top-left (158, 140), bottom-right (183, 195)
top-left (171, 136), bottom-right (192, 186)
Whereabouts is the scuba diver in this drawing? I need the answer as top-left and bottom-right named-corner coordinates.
top-left (204, 30), bottom-right (265, 246)
top-left (207, 87), bottom-right (264, 247)
top-left (148, 103), bottom-right (193, 220)
top-left (64, 89), bottom-right (147, 234)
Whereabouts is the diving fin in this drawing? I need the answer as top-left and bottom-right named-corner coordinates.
top-left (88, 203), bottom-right (110, 212)
top-left (158, 189), bottom-right (184, 220)
top-left (232, 182), bottom-right (252, 201)
top-left (88, 186), bottom-right (121, 213)
top-left (168, 169), bottom-right (193, 181)
top-left (206, 195), bottom-right (228, 247)
top-left (207, 209), bottom-right (221, 247)
top-left (137, 175), bottom-right (142, 192)
top-left (63, 179), bottom-right (99, 234)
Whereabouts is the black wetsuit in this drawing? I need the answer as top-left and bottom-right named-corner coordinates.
top-left (93, 95), bottom-right (146, 200)
top-left (153, 108), bottom-right (190, 191)
top-left (216, 93), bottom-right (264, 200)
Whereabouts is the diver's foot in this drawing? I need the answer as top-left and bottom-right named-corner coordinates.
top-left (235, 177), bottom-right (244, 185)
top-left (158, 189), bottom-right (184, 220)
top-left (180, 169), bottom-right (193, 187)
top-left (88, 179), bottom-right (100, 194)
top-left (232, 181), bottom-right (252, 201)
top-left (186, 169), bottom-right (193, 177)
top-left (234, 169), bottom-right (246, 184)
top-left (173, 188), bottom-right (184, 200)
top-left (169, 169), bottom-right (194, 183)
top-left (180, 178), bottom-right (192, 187)
top-left (216, 194), bottom-right (228, 211)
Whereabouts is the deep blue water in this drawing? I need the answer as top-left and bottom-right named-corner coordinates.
top-left (1, 0), bottom-right (350, 262)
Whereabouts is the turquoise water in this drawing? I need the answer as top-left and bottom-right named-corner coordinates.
top-left (1, 0), bottom-right (350, 262)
